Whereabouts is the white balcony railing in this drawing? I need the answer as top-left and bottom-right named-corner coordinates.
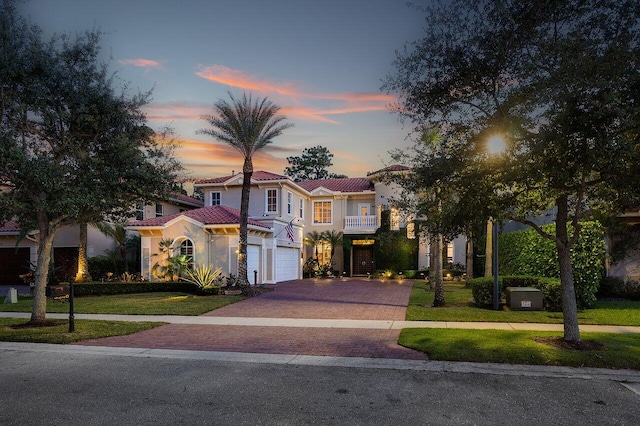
top-left (344, 215), bottom-right (377, 231)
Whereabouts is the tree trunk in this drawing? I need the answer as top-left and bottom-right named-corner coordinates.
top-left (428, 234), bottom-right (436, 289)
top-left (433, 233), bottom-right (445, 307)
top-left (556, 195), bottom-right (581, 343)
top-left (465, 233), bottom-right (473, 286)
top-left (484, 220), bottom-right (493, 277)
top-left (31, 216), bottom-right (57, 324)
top-left (75, 222), bottom-right (92, 282)
top-left (238, 157), bottom-right (253, 286)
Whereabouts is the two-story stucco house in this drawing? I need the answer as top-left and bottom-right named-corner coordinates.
top-left (128, 167), bottom-right (470, 284)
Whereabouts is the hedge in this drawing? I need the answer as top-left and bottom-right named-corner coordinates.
top-left (471, 275), bottom-right (563, 311)
top-left (55, 281), bottom-right (220, 296)
top-left (499, 221), bottom-right (604, 308)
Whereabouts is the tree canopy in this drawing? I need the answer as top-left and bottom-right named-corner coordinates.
top-left (383, 0), bottom-right (640, 342)
top-left (284, 145), bottom-right (347, 181)
top-left (0, 0), bottom-right (183, 322)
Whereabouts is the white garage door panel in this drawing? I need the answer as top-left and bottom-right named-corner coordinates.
top-left (276, 247), bottom-right (299, 282)
top-left (247, 245), bottom-right (260, 285)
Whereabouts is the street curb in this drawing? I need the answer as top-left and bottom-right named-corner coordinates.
top-left (1, 341), bottom-right (639, 383)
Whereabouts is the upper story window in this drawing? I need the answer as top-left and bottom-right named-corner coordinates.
top-left (313, 200), bottom-right (332, 224)
top-left (287, 192), bottom-right (293, 215)
top-left (299, 198), bottom-right (304, 219)
top-left (266, 188), bottom-right (278, 213)
top-left (155, 203), bottom-right (164, 218)
top-left (135, 201), bottom-right (144, 221)
top-left (210, 191), bottom-right (221, 206)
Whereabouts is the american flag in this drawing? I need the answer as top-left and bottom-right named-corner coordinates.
top-left (285, 221), bottom-right (295, 242)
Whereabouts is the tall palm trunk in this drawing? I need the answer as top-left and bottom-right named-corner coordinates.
top-left (484, 220), bottom-right (493, 277)
top-left (238, 157), bottom-right (253, 286)
top-left (465, 233), bottom-right (473, 286)
top-left (75, 222), bottom-right (92, 282)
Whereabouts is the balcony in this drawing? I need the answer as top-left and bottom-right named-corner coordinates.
top-left (344, 215), bottom-right (378, 233)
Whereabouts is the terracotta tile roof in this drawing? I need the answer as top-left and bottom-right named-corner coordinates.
top-left (367, 165), bottom-right (411, 176)
top-left (0, 220), bottom-right (21, 233)
top-left (297, 178), bottom-right (374, 193)
top-left (196, 171), bottom-right (289, 185)
top-left (129, 205), bottom-right (271, 229)
top-left (170, 193), bottom-right (204, 207)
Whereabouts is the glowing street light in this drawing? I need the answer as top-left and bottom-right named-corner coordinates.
top-left (487, 135), bottom-right (507, 156)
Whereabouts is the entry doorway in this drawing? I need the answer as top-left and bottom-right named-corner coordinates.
top-left (352, 245), bottom-right (375, 276)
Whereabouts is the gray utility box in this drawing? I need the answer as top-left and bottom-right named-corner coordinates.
top-left (506, 287), bottom-right (543, 311)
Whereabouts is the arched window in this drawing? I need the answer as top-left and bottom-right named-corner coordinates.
top-left (177, 239), bottom-right (194, 269)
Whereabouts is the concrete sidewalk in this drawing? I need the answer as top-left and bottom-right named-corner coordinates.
top-left (2, 312), bottom-right (639, 334)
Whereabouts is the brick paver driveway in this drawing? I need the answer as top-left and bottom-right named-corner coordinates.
top-left (205, 278), bottom-right (412, 320)
top-left (78, 279), bottom-right (427, 360)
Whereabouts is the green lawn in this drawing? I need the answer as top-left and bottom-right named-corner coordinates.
top-left (399, 328), bottom-right (640, 370)
top-left (1, 292), bottom-right (246, 316)
top-left (0, 318), bottom-right (164, 344)
top-left (406, 282), bottom-right (640, 326)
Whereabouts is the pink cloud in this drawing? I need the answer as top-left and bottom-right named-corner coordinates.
top-left (195, 65), bottom-right (397, 124)
top-left (119, 58), bottom-right (165, 70)
top-left (196, 65), bottom-right (301, 97)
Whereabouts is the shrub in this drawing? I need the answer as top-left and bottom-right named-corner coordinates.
top-left (598, 276), bottom-right (640, 300)
top-left (499, 221), bottom-right (604, 309)
top-left (69, 281), bottom-right (212, 296)
top-left (471, 275), bottom-right (563, 311)
top-left (182, 265), bottom-right (223, 289)
top-left (471, 277), bottom-right (495, 307)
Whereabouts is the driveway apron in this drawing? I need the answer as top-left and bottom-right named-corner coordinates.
top-left (77, 279), bottom-right (427, 360)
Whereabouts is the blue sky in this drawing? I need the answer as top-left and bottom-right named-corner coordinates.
top-left (20, 0), bottom-right (426, 179)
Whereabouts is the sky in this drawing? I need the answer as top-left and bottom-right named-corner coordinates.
top-left (19, 0), bottom-right (427, 180)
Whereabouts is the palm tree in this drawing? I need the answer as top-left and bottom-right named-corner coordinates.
top-left (94, 222), bottom-right (129, 270)
top-left (321, 230), bottom-right (343, 264)
top-left (304, 231), bottom-right (325, 260)
top-left (198, 92), bottom-right (292, 286)
top-left (75, 222), bottom-right (93, 282)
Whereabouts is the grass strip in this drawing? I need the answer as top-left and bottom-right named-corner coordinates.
top-left (399, 328), bottom-right (640, 370)
top-left (406, 282), bottom-right (640, 326)
top-left (0, 318), bottom-right (164, 344)
top-left (1, 292), bottom-right (246, 316)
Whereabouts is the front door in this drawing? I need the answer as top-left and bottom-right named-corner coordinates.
top-left (352, 246), bottom-right (374, 276)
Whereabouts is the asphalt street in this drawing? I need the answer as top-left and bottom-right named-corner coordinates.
top-left (1, 344), bottom-right (639, 425)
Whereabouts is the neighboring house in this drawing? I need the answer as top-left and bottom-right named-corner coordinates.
top-left (129, 167), bottom-right (469, 284)
top-left (0, 195), bottom-right (203, 285)
top-left (607, 207), bottom-right (640, 283)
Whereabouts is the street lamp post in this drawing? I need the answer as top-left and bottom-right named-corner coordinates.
top-left (492, 219), bottom-right (499, 310)
top-left (487, 134), bottom-right (506, 311)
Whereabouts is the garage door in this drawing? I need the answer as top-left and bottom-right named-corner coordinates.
top-left (276, 247), bottom-right (299, 282)
top-left (0, 248), bottom-right (31, 285)
top-left (246, 245), bottom-right (260, 285)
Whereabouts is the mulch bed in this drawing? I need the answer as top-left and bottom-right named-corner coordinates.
top-left (534, 336), bottom-right (608, 351)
